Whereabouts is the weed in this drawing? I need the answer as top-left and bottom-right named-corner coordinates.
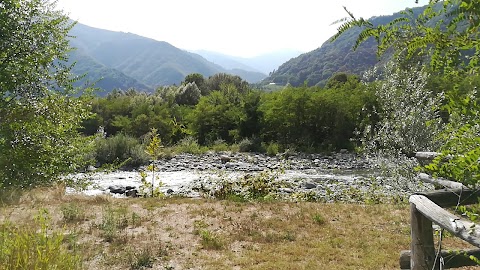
top-left (130, 247), bottom-right (155, 269)
top-left (265, 142), bottom-right (280, 156)
top-left (211, 139), bottom-right (229, 152)
top-left (173, 136), bottom-right (207, 154)
top-left (193, 219), bottom-right (209, 235)
top-left (312, 213), bottom-right (326, 225)
top-left (99, 206), bottom-right (129, 242)
top-left (199, 230), bottom-right (224, 250)
top-left (61, 202), bottom-right (86, 223)
top-left (131, 211), bottom-right (142, 227)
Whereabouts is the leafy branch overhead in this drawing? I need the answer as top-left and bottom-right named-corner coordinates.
top-left (332, 0), bottom-right (480, 75)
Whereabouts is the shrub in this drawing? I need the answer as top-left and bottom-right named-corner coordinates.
top-left (95, 133), bottom-right (149, 168)
top-left (0, 210), bottom-right (82, 269)
top-left (61, 203), bottom-right (86, 223)
top-left (173, 136), bottom-right (206, 154)
top-left (211, 139), bottom-right (229, 152)
top-left (265, 142), bottom-right (280, 156)
top-left (199, 230), bottom-right (224, 250)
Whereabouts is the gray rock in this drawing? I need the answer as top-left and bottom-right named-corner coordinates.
top-left (302, 182), bottom-right (317, 189)
top-left (220, 155), bottom-right (231, 164)
top-left (125, 189), bottom-right (138, 197)
top-left (108, 185), bottom-right (126, 194)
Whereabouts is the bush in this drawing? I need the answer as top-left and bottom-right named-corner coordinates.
top-left (0, 210), bottom-right (82, 269)
top-left (95, 133), bottom-right (149, 168)
top-left (211, 139), bottom-right (229, 152)
top-left (173, 136), bottom-right (207, 154)
top-left (265, 142), bottom-right (280, 156)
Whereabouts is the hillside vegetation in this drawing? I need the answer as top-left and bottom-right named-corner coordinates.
top-left (264, 6), bottom-right (427, 86)
top-left (68, 23), bottom-right (267, 92)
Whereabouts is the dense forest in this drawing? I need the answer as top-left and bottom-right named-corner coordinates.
top-left (81, 72), bottom-right (375, 164)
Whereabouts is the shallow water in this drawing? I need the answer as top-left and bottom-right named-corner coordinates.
top-left (67, 168), bottom-right (373, 197)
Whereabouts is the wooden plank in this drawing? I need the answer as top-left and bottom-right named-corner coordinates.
top-left (418, 173), bottom-right (467, 189)
top-left (400, 249), bottom-right (480, 269)
top-left (410, 195), bottom-right (480, 247)
top-left (415, 188), bottom-right (480, 208)
top-left (410, 203), bottom-right (436, 269)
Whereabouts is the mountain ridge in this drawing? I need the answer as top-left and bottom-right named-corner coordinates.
top-left (68, 23), bottom-right (269, 92)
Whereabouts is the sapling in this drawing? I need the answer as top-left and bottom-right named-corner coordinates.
top-left (141, 128), bottom-right (164, 197)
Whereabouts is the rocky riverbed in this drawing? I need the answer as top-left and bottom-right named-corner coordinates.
top-left (67, 152), bottom-right (432, 202)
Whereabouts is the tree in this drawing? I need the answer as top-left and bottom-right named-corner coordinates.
top-left (175, 82), bottom-right (201, 106)
top-left (183, 73), bottom-right (206, 95)
top-left (188, 84), bottom-right (246, 145)
top-left (334, 0), bottom-right (479, 186)
top-left (0, 0), bottom-right (92, 188)
top-left (204, 73), bottom-right (250, 95)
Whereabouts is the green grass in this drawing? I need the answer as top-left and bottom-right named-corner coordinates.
top-left (0, 210), bottom-right (82, 270)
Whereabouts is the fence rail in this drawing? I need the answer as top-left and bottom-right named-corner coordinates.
top-left (400, 152), bottom-right (480, 269)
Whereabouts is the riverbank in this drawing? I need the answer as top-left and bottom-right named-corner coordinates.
top-left (68, 152), bottom-right (432, 202)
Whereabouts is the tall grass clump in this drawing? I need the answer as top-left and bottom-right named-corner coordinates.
top-left (173, 136), bottom-right (207, 154)
top-left (95, 133), bottom-right (149, 168)
top-left (0, 210), bottom-right (82, 269)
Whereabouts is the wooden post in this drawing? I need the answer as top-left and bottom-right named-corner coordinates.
top-left (410, 203), bottom-right (437, 270)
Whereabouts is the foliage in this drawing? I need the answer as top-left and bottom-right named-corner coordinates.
top-left (0, 0), bottom-right (93, 188)
top-left (0, 210), bottom-right (82, 269)
top-left (139, 128), bottom-right (164, 197)
top-left (335, 1), bottom-right (480, 187)
top-left (360, 60), bottom-right (444, 156)
top-left (204, 73), bottom-right (250, 95)
top-left (187, 84), bottom-right (247, 145)
top-left (205, 169), bottom-right (290, 202)
top-left (260, 82), bottom-right (374, 151)
top-left (94, 133), bottom-right (149, 168)
top-left (425, 88), bottom-right (479, 186)
top-left (175, 82), bottom-right (201, 106)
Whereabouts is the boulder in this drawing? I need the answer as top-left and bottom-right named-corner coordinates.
top-left (220, 155), bottom-right (231, 164)
top-left (108, 185), bottom-right (126, 194)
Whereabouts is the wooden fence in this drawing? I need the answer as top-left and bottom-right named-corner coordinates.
top-left (400, 152), bottom-right (480, 269)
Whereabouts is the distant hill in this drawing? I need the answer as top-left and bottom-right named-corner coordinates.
top-left (68, 49), bottom-right (152, 94)
top-left (195, 49), bottom-right (302, 75)
top-left (264, 6), bottom-right (427, 87)
top-left (67, 23), bottom-right (267, 92)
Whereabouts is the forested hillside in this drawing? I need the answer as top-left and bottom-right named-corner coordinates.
top-left (68, 23), bottom-right (267, 92)
top-left (69, 49), bottom-right (152, 94)
top-left (265, 6), bottom-right (427, 86)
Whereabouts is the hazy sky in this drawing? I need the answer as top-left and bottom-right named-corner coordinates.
top-left (56, 0), bottom-right (429, 58)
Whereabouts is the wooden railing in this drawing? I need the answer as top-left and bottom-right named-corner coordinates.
top-left (400, 152), bottom-right (480, 269)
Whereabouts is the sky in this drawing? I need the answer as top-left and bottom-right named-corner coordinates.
top-left (55, 0), bottom-right (429, 58)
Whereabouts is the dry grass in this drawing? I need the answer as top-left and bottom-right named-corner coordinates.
top-left (0, 187), bottom-right (478, 270)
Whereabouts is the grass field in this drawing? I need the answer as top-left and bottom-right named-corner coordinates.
top-left (0, 186), bottom-right (477, 270)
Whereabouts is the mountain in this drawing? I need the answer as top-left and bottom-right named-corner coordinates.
top-left (68, 49), bottom-right (152, 94)
top-left (67, 23), bottom-right (267, 91)
top-left (195, 49), bottom-right (302, 75)
top-left (69, 23), bottom-right (225, 88)
top-left (264, 6), bottom-right (427, 87)
top-left (194, 50), bottom-right (262, 73)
